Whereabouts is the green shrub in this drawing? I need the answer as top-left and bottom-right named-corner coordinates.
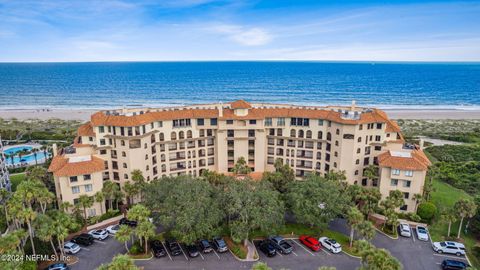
top-left (417, 202), bottom-right (437, 222)
top-left (129, 241), bottom-right (143, 255)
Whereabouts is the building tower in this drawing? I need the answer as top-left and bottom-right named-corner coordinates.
top-left (0, 136), bottom-right (11, 192)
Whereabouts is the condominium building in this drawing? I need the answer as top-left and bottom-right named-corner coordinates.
top-left (0, 137), bottom-right (11, 192)
top-left (48, 100), bottom-right (430, 216)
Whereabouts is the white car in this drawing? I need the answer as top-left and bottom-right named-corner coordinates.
top-left (63, 241), bottom-right (81, 254)
top-left (398, 223), bottom-right (411, 237)
top-left (88, 229), bottom-right (109, 240)
top-left (415, 226), bottom-right (429, 241)
top-left (319, 237), bottom-right (342, 254)
top-left (432, 241), bottom-right (466, 256)
top-left (106, 224), bottom-right (120, 235)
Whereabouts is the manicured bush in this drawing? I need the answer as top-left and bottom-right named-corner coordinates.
top-left (417, 202), bottom-right (437, 222)
top-left (129, 241), bottom-right (143, 255)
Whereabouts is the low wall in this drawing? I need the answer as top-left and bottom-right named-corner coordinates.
top-left (369, 213), bottom-right (428, 228)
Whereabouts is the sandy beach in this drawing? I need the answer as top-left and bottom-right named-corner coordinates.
top-left (1, 108), bottom-right (480, 121)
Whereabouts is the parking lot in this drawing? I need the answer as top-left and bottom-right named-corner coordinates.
top-left (253, 238), bottom-right (360, 270)
top-left (68, 219), bottom-right (472, 270)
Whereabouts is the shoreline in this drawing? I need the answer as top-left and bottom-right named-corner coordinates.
top-left (1, 108), bottom-right (480, 121)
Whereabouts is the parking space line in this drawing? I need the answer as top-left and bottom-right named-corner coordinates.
top-left (321, 248), bottom-right (331, 256)
top-left (81, 247), bottom-right (90, 251)
top-left (291, 239), bottom-right (315, 256)
top-left (198, 251), bottom-right (205, 261)
top-left (161, 242), bottom-right (172, 261)
top-left (212, 250), bottom-right (221, 260)
top-left (94, 240), bottom-right (107, 244)
top-left (180, 245), bottom-right (189, 261)
top-left (291, 250), bottom-right (298, 256)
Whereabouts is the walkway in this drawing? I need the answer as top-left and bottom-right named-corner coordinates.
top-left (246, 240), bottom-right (257, 261)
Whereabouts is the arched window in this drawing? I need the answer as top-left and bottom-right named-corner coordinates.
top-left (187, 151), bottom-right (191, 158)
top-left (159, 133), bottom-right (164, 141)
top-left (336, 129), bottom-right (340, 135)
top-left (326, 132), bottom-right (332, 141)
top-left (179, 131), bottom-right (185, 139)
top-left (124, 174), bottom-right (129, 179)
top-left (161, 154), bottom-right (166, 161)
top-left (151, 134), bottom-right (156, 143)
top-left (187, 130), bottom-right (192, 138)
top-left (306, 130), bottom-right (312, 139)
top-left (316, 162), bottom-right (321, 169)
top-left (170, 132), bottom-right (177, 140)
top-left (316, 152), bottom-right (321, 159)
top-left (290, 129), bottom-right (296, 137)
top-left (318, 131), bottom-right (323, 140)
top-left (298, 130), bottom-right (304, 138)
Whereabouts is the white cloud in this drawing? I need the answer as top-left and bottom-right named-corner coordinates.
top-left (211, 24), bottom-right (272, 46)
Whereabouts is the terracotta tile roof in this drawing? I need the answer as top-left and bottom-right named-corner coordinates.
top-left (48, 155), bottom-right (105, 177)
top-left (385, 120), bottom-right (401, 132)
top-left (378, 149), bottom-right (431, 171)
top-left (230, 100), bottom-right (252, 109)
top-left (77, 122), bottom-right (95, 137)
top-left (89, 102), bottom-right (399, 128)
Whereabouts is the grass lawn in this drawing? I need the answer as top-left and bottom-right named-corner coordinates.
top-left (428, 179), bottom-right (479, 267)
top-left (322, 229), bottom-right (360, 256)
top-left (9, 173), bottom-right (26, 192)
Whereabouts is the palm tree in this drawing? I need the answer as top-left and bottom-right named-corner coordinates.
top-left (97, 254), bottom-right (139, 270)
top-left (102, 181), bottom-right (119, 211)
top-left (454, 199), bottom-right (477, 238)
top-left (441, 210), bottom-right (457, 237)
top-left (115, 225), bottom-right (133, 253)
top-left (34, 214), bottom-right (58, 257)
top-left (232, 157), bottom-right (251, 175)
top-left (122, 182), bottom-right (137, 206)
top-left (51, 210), bottom-right (78, 258)
top-left (94, 191), bottom-right (105, 215)
top-left (32, 149), bottom-right (38, 165)
top-left (362, 165), bottom-right (379, 186)
top-left (127, 204), bottom-right (151, 248)
top-left (60, 201), bottom-right (73, 213)
top-left (18, 207), bottom-right (37, 255)
top-left (356, 220), bottom-right (376, 241)
top-left (347, 206), bottom-right (364, 247)
top-left (136, 220), bottom-right (155, 255)
top-left (78, 195), bottom-right (93, 223)
top-left (131, 169), bottom-right (146, 202)
top-left (412, 194), bottom-right (423, 213)
top-left (0, 189), bottom-right (10, 227)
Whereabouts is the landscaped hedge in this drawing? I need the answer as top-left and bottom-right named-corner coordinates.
top-left (417, 202), bottom-right (437, 222)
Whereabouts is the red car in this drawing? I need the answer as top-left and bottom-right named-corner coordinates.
top-left (299, 235), bottom-right (321, 251)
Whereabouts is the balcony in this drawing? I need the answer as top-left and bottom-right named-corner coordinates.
top-left (129, 139), bottom-right (141, 149)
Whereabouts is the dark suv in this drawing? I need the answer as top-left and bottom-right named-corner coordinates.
top-left (198, 239), bottom-right (213, 253)
top-left (119, 217), bottom-right (137, 227)
top-left (441, 259), bottom-right (469, 270)
top-left (268, 236), bottom-right (293, 254)
top-left (150, 240), bottom-right (166, 258)
top-left (165, 239), bottom-right (182, 256)
top-left (71, 233), bottom-right (94, 246)
top-left (259, 240), bottom-right (277, 257)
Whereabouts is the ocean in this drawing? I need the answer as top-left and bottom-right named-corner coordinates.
top-left (0, 61), bottom-right (479, 110)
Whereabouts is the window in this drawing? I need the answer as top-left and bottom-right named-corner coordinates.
top-left (197, 119), bottom-right (204, 126)
top-left (88, 208), bottom-right (96, 217)
top-left (85, 184), bottom-right (93, 192)
top-left (290, 117), bottom-right (309, 126)
top-left (83, 174), bottom-right (91, 181)
top-left (100, 139), bottom-right (106, 146)
top-left (374, 146), bottom-right (382, 151)
top-left (400, 205), bottom-right (408, 211)
top-left (99, 126), bottom-right (105, 133)
top-left (405, 170), bottom-right (413, 177)
top-left (277, 118), bottom-right (285, 126)
top-left (248, 129), bottom-right (255, 137)
top-left (157, 121), bottom-right (163, 127)
top-left (227, 130), bottom-right (234, 137)
top-left (210, 118), bottom-right (218, 125)
top-left (226, 120), bottom-right (234, 125)
top-left (375, 135), bottom-right (381, 142)
top-left (403, 180), bottom-right (411, 187)
top-left (249, 120), bottom-right (256, 125)
top-left (376, 123), bottom-right (383, 129)
top-left (100, 149), bottom-right (107, 155)
top-left (173, 118), bottom-right (191, 127)
top-left (404, 192), bottom-right (410, 199)
top-left (265, 118), bottom-right (272, 126)
top-left (390, 179), bottom-right (398, 186)
top-left (318, 119), bottom-right (324, 126)
top-left (362, 179), bottom-right (367, 186)
top-left (70, 176), bottom-right (78, 183)
top-left (72, 186), bottom-right (80, 194)
top-left (392, 169), bottom-right (401, 175)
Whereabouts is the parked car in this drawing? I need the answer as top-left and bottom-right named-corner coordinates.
top-left (63, 241), bottom-right (81, 254)
top-left (432, 241), bottom-right (466, 256)
top-left (106, 224), bottom-right (120, 235)
top-left (212, 237), bottom-right (228, 253)
top-left (71, 233), bottom-right (94, 246)
top-left (268, 236), bottom-right (293, 254)
top-left (150, 240), bottom-right (167, 258)
top-left (119, 217), bottom-right (137, 227)
top-left (165, 239), bottom-right (182, 256)
top-left (259, 240), bottom-right (277, 257)
top-left (441, 259), bottom-right (469, 270)
top-left (299, 235), bottom-right (321, 251)
top-left (319, 237), bottom-right (342, 253)
top-left (44, 263), bottom-right (69, 270)
top-left (398, 223), bottom-right (411, 237)
top-left (186, 244), bottom-right (200, 257)
top-left (198, 239), bottom-right (213, 253)
top-left (88, 229), bottom-right (109, 240)
top-left (415, 226), bottom-right (429, 241)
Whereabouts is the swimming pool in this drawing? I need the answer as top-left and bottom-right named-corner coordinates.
top-left (2, 145), bottom-right (50, 166)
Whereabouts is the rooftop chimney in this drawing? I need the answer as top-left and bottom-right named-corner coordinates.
top-left (218, 103), bottom-right (223, 117)
top-left (351, 100), bottom-right (356, 111)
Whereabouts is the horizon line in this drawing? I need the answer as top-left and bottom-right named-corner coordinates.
top-left (1, 60), bottom-right (480, 64)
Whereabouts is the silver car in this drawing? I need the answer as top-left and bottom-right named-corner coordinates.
top-left (398, 223), bottom-right (411, 237)
top-left (415, 226), bottom-right (429, 241)
top-left (64, 241), bottom-right (81, 254)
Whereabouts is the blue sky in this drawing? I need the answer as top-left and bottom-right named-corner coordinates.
top-left (0, 0), bottom-right (479, 62)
